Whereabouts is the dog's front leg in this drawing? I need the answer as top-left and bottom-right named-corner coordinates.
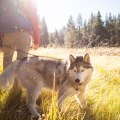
top-left (26, 89), bottom-right (41, 118)
top-left (57, 87), bottom-right (72, 110)
top-left (57, 91), bottom-right (68, 109)
top-left (74, 91), bottom-right (87, 109)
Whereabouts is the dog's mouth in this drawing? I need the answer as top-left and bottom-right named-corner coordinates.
top-left (75, 88), bottom-right (79, 91)
top-left (75, 82), bottom-right (83, 85)
top-left (78, 82), bottom-right (83, 85)
top-left (74, 82), bottom-right (83, 91)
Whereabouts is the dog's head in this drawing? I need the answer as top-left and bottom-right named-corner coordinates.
top-left (67, 53), bottom-right (93, 86)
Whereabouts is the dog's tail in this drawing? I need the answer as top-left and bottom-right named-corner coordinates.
top-left (0, 60), bottom-right (20, 90)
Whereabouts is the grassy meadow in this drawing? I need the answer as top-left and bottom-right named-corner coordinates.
top-left (0, 47), bottom-right (120, 120)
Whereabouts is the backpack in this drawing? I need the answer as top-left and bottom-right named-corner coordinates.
top-left (0, 0), bottom-right (32, 33)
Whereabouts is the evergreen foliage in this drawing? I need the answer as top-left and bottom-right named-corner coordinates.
top-left (40, 12), bottom-right (120, 47)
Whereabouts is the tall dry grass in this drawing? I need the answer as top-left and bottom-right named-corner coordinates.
top-left (0, 47), bottom-right (120, 120)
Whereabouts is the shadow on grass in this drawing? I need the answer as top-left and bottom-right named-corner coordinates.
top-left (0, 87), bottom-right (44, 120)
top-left (0, 89), bottom-right (96, 120)
top-left (83, 105), bottom-right (96, 120)
top-left (0, 86), bottom-right (35, 120)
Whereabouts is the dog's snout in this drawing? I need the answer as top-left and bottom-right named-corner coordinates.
top-left (75, 78), bottom-right (80, 83)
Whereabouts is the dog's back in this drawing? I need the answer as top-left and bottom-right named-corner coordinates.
top-left (15, 57), bottom-right (67, 90)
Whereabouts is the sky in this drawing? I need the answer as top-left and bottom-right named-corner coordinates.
top-left (35, 0), bottom-right (120, 32)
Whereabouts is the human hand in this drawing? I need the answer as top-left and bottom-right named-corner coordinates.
top-left (32, 44), bottom-right (39, 50)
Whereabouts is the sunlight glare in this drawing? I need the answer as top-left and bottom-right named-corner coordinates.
top-left (33, 0), bottom-right (68, 32)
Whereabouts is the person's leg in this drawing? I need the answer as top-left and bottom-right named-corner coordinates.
top-left (2, 33), bottom-right (16, 70)
top-left (11, 31), bottom-right (31, 99)
top-left (16, 31), bottom-right (31, 60)
top-left (2, 32), bottom-right (21, 107)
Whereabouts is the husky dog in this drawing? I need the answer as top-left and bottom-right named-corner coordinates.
top-left (0, 54), bottom-right (93, 118)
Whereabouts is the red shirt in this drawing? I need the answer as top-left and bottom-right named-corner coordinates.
top-left (22, 0), bottom-right (40, 46)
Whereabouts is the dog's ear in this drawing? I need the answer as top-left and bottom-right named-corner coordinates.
top-left (69, 55), bottom-right (75, 63)
top-left (83, 53), bottom-right (90, 63)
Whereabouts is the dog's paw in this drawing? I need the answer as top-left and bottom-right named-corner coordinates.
top-left (31, 114), bottom-right (41, 120)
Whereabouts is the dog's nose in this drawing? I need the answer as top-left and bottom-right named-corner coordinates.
top-left (75, 78), bottom-right (80, 83)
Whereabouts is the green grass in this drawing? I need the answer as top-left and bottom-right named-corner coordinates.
top-left (0, 47), bottom-right (120, 120)
top-left (86, 66), bottom-right (120, 120)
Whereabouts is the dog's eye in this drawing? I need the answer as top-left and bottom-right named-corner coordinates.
top-left (69, 65), bottom-right (74, 69)
top-left (80, 70), bottom-right (84, 72)
top-left (73, 70), bottom-right (77, 72)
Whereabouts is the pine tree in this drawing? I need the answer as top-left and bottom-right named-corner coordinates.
top-left (49, 33), bottom-right (54, 44)
top-left (117, 14), bottom-right (120, 46)
top-left (112, 16), bottom-right (118, 45)
top-left (105, 14), bottom-right (110, 45)
top-left (87, 13), bottom-right (96, 46)
top-left (76, 13), bottom-right (83, 45)
top-left (82, 19), bottom-right (89, 45)
top-left (58, 27), bottom-right (65, 45)
top-left (64, 15), bottom-right (78, 47)
top-left (93, 11), bottom-right (105, 45)
top-left (54, 29), bottom-right (60, 45)
top-left (108, 13), bottom-right (114, 46)
top-left (40, 17), bottom-right (49, 46)
top-left (66, 15), bottom-right (75, 31)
